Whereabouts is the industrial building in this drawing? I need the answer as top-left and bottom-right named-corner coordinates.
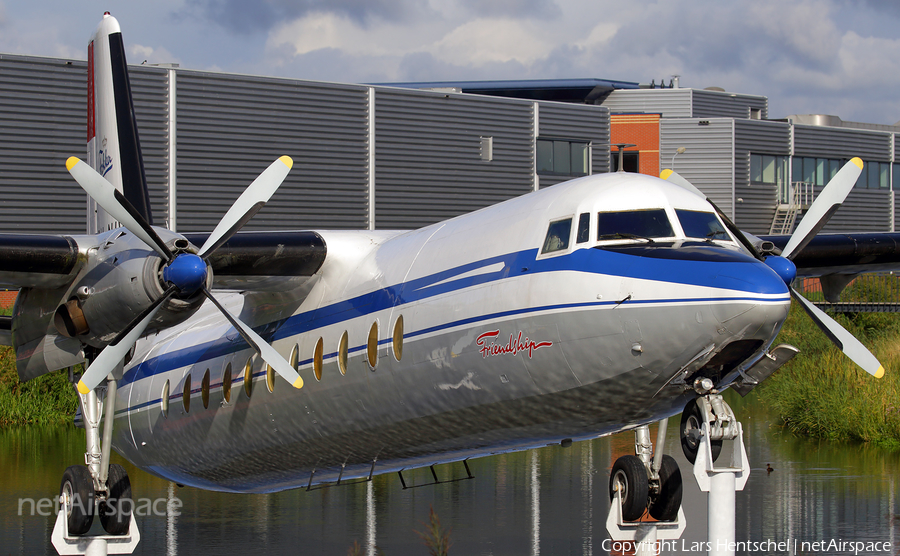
top-left (0, 52), bottom-right (897, 237)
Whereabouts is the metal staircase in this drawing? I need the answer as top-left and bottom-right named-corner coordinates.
top-left (769, 181), bottom-right (813, 235)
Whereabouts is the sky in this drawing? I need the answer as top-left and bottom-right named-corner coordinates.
top-left (2, 0), bottom-right (900, 124)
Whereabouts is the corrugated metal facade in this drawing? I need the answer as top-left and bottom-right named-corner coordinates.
top-left (536, 102), bottom-right (611, 188)
top-left (603, 89), bottom-right (693, 118)
top-left (602, 88), bottom-right (767, 120)
top-left (0, 55), bottom-right (616, 235)
top-left (793, 125), bottom-right (891, 160)
top-left (0, 56), bottom-right (87, 233)
top-left (175, 71), bottom-right (371, 232)
top-left (733, 120), bottom-right (791, 234)
top-left (372, 88), bottom-right (534, 229)
top-left (660, 118), bottom-right (735, 217)
top-left (793, 124), bottom-right (893, 233)
top-left (128, 66), bottom-right (169, 227)
top-left (691, 90), bottom-right (768, 120)
top-left (2, 52), bottom-right (895, 238)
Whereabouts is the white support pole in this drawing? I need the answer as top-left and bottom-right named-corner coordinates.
top-left (692, 421), bottom-right (750, 556)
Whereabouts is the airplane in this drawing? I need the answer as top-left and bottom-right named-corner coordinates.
top-left (0, 12), bottom-right (895, 540)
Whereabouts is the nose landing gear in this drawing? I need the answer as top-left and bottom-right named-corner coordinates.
top-left (607, 393), bottom-right (750, 556)
top-left (608, 417), bottom-right (684, 523)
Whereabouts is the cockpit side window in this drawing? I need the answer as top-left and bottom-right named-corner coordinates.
top-left (597, 209), bottom-right (674, 240)
top-left (676, 209), bottom-right (730, 241)
top-left (576, 213), bottom-right (590, 244)
top-left (541, 218), bottom-right (573, 254)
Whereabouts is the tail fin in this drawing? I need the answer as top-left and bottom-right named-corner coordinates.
top-left (87, 13), bottom-right (153, 233)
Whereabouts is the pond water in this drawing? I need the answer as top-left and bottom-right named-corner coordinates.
top-left (1, 393), bottom-right (898, 555)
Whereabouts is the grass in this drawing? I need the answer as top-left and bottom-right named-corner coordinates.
top-left (757, 301), bottom-right (900, 448)
top-left (0, 346), bottom-right (80, 427)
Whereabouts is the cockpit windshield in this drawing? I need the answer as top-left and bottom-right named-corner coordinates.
top-left (597, 209), bottom-right (674, 241)
top-left (675, 209), bottom-right (730, 241)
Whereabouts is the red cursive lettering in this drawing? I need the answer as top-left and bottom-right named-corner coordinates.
top-left (476, 330), bottom-right (553, 359)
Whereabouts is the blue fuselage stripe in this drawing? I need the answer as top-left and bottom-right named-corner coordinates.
top-left (120, 246), bottom-right (788, 387)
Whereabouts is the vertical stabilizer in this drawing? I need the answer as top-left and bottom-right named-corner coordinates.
top-left (87, 13), bottom-right (153, 234)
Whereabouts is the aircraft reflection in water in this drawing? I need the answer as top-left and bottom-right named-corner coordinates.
top-left (0, 11), bottom-right (893, 545)
top-left (2, 417), bottom-right (897, 555)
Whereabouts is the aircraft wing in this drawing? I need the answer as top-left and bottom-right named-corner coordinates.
top-left (0, 230), bottom-right (326, 291)
top-left (0, 230), bottom-right (326, 382)
top-left (182, 230), bottom-right (326, 289)
top-left (0, 234), bottom-right (82, 289)
top-left (759, 232), bottom-right (900, 276)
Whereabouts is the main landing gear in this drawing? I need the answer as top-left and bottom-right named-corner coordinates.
top-left (52, 362), bottom-right (140, 555)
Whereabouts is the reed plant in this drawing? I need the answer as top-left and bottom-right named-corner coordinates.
top-left (758, 302), bottom-right (900, 448)
top-left (0, 346), bottom-right (79, 426)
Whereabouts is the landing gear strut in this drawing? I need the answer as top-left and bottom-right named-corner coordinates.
top-left (608, 417), bottom-right (684, 522)
top-left (52, 361), bottom-right (140, 555)
top-left (680, 393), bottom-right (734, 464)
top-left (72, 368), bottom-right (133, 536)
top-left (607, 393), bottom-right (750, 556)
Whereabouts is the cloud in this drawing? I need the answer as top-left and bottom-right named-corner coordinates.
top-left (129, 44), bottom-right (181, 66)
top-left (429, 19), bottom-right (553, 66)
top-left (181, 0), bottom-right (431, 35)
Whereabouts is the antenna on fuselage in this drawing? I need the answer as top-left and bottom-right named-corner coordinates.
top-left (611, 143), bottom-right (637, 173)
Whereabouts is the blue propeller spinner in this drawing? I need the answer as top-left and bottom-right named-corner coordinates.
top-left (163, 253), bottom-right (208, 294)
top-left (763, 256), bottom-right (797, 286)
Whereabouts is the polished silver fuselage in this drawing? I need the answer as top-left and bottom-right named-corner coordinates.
top-left (112, 174), bottom-right (791, 492)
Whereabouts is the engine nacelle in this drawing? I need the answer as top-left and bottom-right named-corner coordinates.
top-left (53, 227), bottom-right (210, 348)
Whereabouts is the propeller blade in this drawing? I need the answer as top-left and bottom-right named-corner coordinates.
top-left (781, 158), bottom-right (863, 260)
top-left (197, 156), bottom-right (293, 259)
top-left (660, 169), bottom-right (706, 199)
top-left (790, 287), bottom-right (885, 378)
top-left (66, 157), bottom-right (173, 261)
top-left (201, 288), bottom-right (303, 389)
top-left (76, 287), bottom-right (177, 394)
top-left (660, 169), bottom-right (763, 260)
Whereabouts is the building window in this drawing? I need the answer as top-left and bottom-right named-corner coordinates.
top-left (750, 154), bottom-right (788, 185)
top-left (610, 151), bottom-right (639, 173)
top-left (537, 138), bottom-right (590, 176)
top-left (791, 157), bottom-right (889, 190)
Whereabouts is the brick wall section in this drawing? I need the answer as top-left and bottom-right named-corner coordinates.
top-left (0, 290), bottom-right (17, 310)
top-left (610, 114), bottom-right (661, 177)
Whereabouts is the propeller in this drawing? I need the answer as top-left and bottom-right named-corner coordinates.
top-left (662, 158), bottom-right (885, 378)
top-left (661, 168), bottom-right (763, 260)
top-left (68, 155), bottom-right (304, 394)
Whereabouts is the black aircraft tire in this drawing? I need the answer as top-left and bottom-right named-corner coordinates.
top-left (680, 398), bottom-right (723, 464)
top-left (648, 455), bottom-right (683, 521)
top-left (608, 455), bottom-right (649, 521)
top-left (60, 465), bottom-right (94, 536)
top-left (99, 464), bottom-right (132, 536)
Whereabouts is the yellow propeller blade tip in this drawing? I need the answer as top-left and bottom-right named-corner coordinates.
top-left (292, 376), bottom-right (304, 389)
top-left (76, 380), bottom-right (91, 395)
top-left (851, 157), bottom-right (863, 169)
top-left (66, 157), bottom-right (81, 171)
top-left (660, 169), bottom-right (673, 180)
top-left (874, 366), bottom-right (885, 379)
top-left (279, 155), bottom-right (293, 169)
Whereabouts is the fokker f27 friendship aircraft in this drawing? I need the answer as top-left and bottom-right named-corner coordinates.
top-left (0, 13), bottom-right (896, 539)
